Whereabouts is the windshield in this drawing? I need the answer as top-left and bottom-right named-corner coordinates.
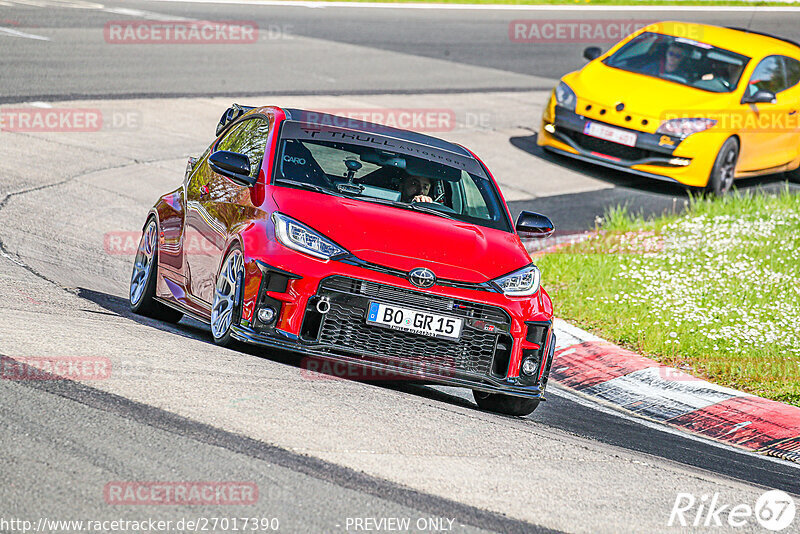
top-left (604, 32), bottom-right (749, 93)
top-left (273, 121), bottom-right (512, 232)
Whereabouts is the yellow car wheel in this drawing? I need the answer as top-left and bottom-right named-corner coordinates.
top-left (787, 165), bottom-right (800, 183)
top-left (708, 137), bottom-right (739, 196)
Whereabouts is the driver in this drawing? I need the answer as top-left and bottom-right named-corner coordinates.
top-left (400, 174), bottom-right (434, 203)
top-left (643, 42), bottom-right (690, 77)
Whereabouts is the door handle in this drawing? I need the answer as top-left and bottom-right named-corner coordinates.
top-left (789, 110), bottom-right (798, 115)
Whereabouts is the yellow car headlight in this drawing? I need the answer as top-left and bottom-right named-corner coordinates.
top-left (656, 118), bottom-right (717, 138)
top-left (554, 82), bottom-right (577, 112)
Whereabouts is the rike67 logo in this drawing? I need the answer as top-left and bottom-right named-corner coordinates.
top-left (669, 490), bottom-right (796, 531)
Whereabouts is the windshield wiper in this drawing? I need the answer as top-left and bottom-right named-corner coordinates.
top-left (275, 179), bottom-right (338, 196)
top-left (408, 203), bottom-right (458, 220)
top-left (357, 196), bottom-right (458, 220)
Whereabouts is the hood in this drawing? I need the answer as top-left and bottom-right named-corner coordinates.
top-left (565, 61), bottom-right (735, 124)
top-left (271, 186), bottom-right (530, 283)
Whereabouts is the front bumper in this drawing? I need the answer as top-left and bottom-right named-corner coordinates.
top-left (539, 105), bottom-right (722, 188)
top-left (233, 252), bottom-right (555, 400)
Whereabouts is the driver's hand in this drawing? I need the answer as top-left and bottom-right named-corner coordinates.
top-left (412, 195), bottom-right (434, 203)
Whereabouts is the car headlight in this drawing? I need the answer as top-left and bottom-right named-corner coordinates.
top-left (272, 212), bottom-right (347, 260)
top-left (554, 81), bottom-right (577, 111)
top-left (656, 118), bottom-right (717, 138)
top-left (492, 265), bottom-right (541, 297)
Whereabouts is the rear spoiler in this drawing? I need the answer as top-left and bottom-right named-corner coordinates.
top-left (216, 103), bottom-right (256, 136)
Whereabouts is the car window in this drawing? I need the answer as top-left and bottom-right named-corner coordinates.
top-left (273, 123), bottom-right (512, 232)
top-left (216, 117), bottom-right (270, 178)
top-left (603, 32), bottom-right (749, 93)
top-left (305, 143), bottom-right (381, 179)
top-left (746, 56), bottom-right (788, 97)
top-left (783, 56), bottom-right (800, 89)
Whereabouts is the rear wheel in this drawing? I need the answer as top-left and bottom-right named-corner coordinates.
top-left (707, 137), bottom-right (739, 196)
top-left (473, 390), bottom-right (540, 417)
top-left (211, 247), bottom-right (244, 348)
top-left (129, 217), bottom-right (183, 323)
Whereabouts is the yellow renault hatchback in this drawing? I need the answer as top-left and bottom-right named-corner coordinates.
top-left (538, 22), bottom-right (800, 195)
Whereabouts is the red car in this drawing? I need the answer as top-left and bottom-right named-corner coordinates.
top-left (129, 104), bottom-right (556, 416)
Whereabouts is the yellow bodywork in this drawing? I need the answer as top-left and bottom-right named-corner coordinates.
top-left (538, 21), bottom-right (800, 188)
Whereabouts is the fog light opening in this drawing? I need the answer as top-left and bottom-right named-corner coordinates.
top-left (521, 357), bottom-right (539, 377)
top-left (257, 307), bottom-right (277, 325)
top-left (543, 123), bottom-right (556, 134)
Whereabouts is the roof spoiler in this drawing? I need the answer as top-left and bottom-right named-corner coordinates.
top-left (725, 27), bottom-right (800, 49)
top-left (216, 103), bottom-right (256, 136)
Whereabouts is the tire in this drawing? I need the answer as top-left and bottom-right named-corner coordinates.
top-left (473, 390), bottom-right (540, 417)
top-left (210, 246), bottom-right (244, 348)
top-left (129, 217), bottom-right (184, 323)
top-left (707, 137), bottom-right (739, 196)
top-left (786, 165), bottom-right (800, 183)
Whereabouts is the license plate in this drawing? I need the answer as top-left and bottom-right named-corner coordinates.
top-left (366, 302), bottom-right (463, 341)
top-left (583, 121), bottom-right (637, 147)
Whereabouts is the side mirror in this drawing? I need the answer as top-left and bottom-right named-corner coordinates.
top-left (209, 150), bottom-right (257, 187)
top-left (515, 211), bottom-right (555, 239)
top-left (583, 46), bottom-right (602, 61)
top-left (742, 89), bottom-right (777, 104)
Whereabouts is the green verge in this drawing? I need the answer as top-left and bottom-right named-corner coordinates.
top-left (536, 187), bottom-right (800, 407)
top-left (303, 0), bottom-right (800, 6)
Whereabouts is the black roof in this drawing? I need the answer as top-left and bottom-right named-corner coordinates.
top-left (282, 108), bottom-right (472, 158)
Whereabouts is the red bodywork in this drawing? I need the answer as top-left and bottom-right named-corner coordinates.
top-left (146, 106), bottom-right (555, 399)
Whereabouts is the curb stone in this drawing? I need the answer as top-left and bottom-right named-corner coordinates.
top-left (551, 318), bottom-right (800, 463)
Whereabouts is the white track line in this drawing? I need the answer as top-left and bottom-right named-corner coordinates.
top-left (0, 26), bottom-right (50, 40)
top-left (144, 0), bottom-right (800, 11)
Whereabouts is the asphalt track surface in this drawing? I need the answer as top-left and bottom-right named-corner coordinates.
top-left (1, 2), bottom-right (800, 533)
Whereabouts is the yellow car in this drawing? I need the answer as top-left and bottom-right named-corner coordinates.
top-left (538, 21), bottom-right (800, 195)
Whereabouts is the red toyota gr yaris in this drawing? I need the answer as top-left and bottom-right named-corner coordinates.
top-left (129, 104), bottom-right (556, 416)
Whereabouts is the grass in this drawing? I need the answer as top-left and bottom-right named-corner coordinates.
top-left (292, 0), bottom-right (800, 6)
top-left (536, 187), bottom-right (800, 407)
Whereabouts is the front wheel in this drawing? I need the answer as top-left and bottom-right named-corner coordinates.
top-left (473, 390), bottom-right (540, 417)
top-left (707, 137), bottom-right (739, 196)
top-left (129, 217), bottom-right (183, 323)
top-left (211, 247), bottom-right (244, 348)
top-left (786, 165), bottom-right (800, 183)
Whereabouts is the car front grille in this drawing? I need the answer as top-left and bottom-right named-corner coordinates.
top-left (307, 276), bottom-right (512, 378)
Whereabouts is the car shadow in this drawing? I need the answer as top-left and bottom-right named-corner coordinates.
top-left (507, 132), bottom-right (799, 232)
top-left (77, 288), bottom-right (479, 413)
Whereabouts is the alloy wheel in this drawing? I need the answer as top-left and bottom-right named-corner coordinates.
top-left (130, 220), bottom-right (157, 306)
top-left (211, 250), bottom-right (244, 339)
